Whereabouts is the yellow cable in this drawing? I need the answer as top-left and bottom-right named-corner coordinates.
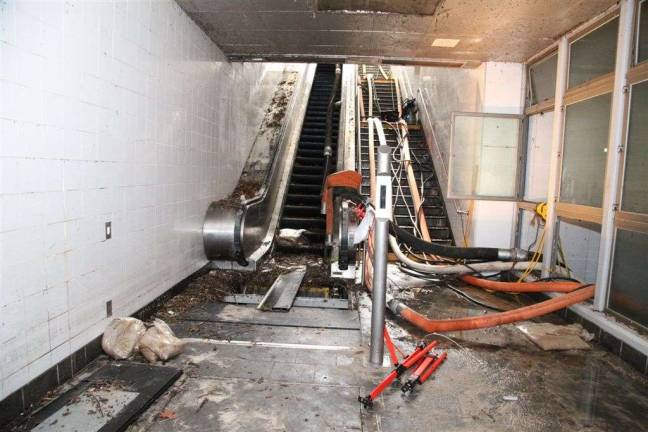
top-left (517, 228), bottom-right (545, 282)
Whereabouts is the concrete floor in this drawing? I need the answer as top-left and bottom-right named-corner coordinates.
top-left (15, 262), bottom-right (648, 431)
top-left (125, 264), bottom-right (648, 432)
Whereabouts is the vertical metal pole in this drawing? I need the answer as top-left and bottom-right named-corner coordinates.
top-left (369, 145), bottom-right (392, 366)
top-left (541, 36), bottom-right (569, 278)
top-left (594, 0), bottom-right (635, 311)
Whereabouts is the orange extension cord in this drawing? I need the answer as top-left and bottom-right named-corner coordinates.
top-left (460, 275), bottom-right (582, 293)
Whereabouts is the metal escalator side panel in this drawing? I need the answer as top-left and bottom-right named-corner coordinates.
top-left (278, 64), bottom-right (343, 250)
top-left (240, 64), bottom-right (317, 265)
top-left (203, 64), bottom-right (317, 269)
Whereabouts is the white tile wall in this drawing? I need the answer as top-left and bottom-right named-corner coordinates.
top-left (0, 0), bottom-right (289, 400)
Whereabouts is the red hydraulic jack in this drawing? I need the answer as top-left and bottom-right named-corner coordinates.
top-left (358, 328), bottom-right (438, 408)
top-left (401, 352), bottom-right (447, 393)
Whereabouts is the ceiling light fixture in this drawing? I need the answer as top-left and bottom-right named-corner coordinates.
top-left (432, 38), bottom-right (460, 48)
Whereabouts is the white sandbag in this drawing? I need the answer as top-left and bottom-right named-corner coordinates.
top-left (139, 318), bottom-right (185, 363)
top-left (101, 317), bottom-right (146, 360)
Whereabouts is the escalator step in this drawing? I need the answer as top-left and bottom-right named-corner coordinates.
top-left (279, 64), bottom-right (341, 247)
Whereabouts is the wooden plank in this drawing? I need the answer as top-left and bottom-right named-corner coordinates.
top-left (564, 72), bottom-right (614, 105)
top-left (556, 202), bottom-right (602, 224)
top-left (628, 61), bottom-right (648, 85)
top-left (525, 98), bottom-right (555, 116)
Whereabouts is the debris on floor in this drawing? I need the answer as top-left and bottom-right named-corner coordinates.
top-left (24, 363), bottom-right (181, 432)
top-left (516, 322), bottom-right (593, 350)
top-left (147, 253), bottom-right (341, 324)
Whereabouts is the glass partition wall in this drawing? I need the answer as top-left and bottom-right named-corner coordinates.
top-left (608, 1), bottom-right (648, 328)
top-left (521, 0), bottom-right (648, 331)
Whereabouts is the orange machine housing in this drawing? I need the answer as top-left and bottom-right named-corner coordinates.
top-left (321, 170), bottom-right (362, 238)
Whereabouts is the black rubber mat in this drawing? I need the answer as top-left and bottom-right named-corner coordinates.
top-left (25, 362), bottom-right (181, 432)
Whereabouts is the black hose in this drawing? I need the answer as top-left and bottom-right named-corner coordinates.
top-left (398, 266), bottom-right (507, 312)
top-left (390, 222), bottom-right (501, 261)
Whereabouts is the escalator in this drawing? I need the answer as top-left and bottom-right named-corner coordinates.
top-left (358, 65), bottom-right (454, 246)
top-left (203, 63), bottom-right (452, 270)
top-left (278, 64), bottom-right (341, 249)
top-left (203, 64), bottom-right (342, 267)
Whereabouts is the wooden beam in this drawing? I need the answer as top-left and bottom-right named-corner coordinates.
top-left (525, 98), bottom-right (555, 116)
top-left (564, 72), bottom-right (614, 105)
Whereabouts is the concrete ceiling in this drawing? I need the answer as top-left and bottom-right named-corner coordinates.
top-left (176, 0), bottom-right (617, 65)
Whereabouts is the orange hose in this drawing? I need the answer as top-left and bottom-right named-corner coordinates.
top-left (460, 275), bottom-right (582, 293)
top-left (398, 285), bottom-right (594, 333)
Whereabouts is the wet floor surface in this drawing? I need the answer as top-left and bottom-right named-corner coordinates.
top-left (360, 269), bottom-right (648, 432)
top-left (14, 261), bottom-right (648, 432)
top-left (127, 264), bottom-right (648, 432)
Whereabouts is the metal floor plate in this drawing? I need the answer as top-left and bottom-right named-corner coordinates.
top-left (26, 362), bottom-right (181, 432)
top-left (32, 389), bottom-right (139, 432)
top-left (257, 267), bottom-right (306, 311)
top-left (223, 293), bottom-right (350, 309)
top-left (171, 321), bottom-right (362, 346)
top-left (183, 303), bottom-right (361, 330)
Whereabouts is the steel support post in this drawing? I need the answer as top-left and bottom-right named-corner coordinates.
top-left (594, 0), bottom-right (636, 311)
top-left (369, 145), bottom-right (392, 366)
top-left (541, 36), bottom-right (569, 278)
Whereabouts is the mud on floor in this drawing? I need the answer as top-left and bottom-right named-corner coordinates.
top-left (150, 253), bottom-right (345, 323)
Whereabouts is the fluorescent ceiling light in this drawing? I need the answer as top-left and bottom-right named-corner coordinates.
top-left (432, 38), bottom-right (460, 48)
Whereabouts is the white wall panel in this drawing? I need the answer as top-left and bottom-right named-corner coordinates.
top-left (470, 63), bottom-right (525, 249)
top-left (0, 0), bottom-right (291, 399)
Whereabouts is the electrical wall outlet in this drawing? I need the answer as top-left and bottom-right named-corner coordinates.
top-left (105, 221), bottom-right (112, 240)
top-left (106, 300), bottom-right (113, 317)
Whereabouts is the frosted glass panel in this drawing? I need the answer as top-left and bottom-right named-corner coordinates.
top-left (449, 114), bottom-right (521, 199)
top-left (557, 220), bottom-right (600, 283)
top-left (621, 81), bottom-right (648, 214)
top-left (560, 94), bottom-right (612, 207)
top-left (524, 112), bottom-right (553, 201)
top-left (528, 54), bottom-right (557, 105)
top-left (569, 17), bottom-right (618, 88)
top-left (609, 229), bottom-right (648, 329)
